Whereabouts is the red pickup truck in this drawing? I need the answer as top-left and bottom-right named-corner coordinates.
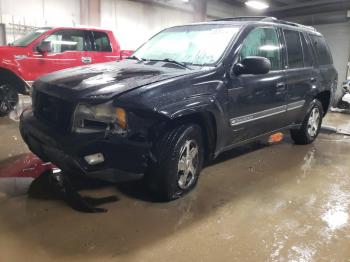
top-left (0, 26), bottom-right (131, 115)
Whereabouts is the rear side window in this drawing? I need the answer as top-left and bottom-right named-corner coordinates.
top-left (300, 33), bottom-right (313, 67)
top-left (309, 35), bottom-right (332, 65)
top-left (44, 30), bottom-right (86, 53)
top-left (284, 30), bottom-right (303, 69)
top-left (239, 27), bottom-right (282, 70)
top-left (93, 31), bottom-right (112, 52)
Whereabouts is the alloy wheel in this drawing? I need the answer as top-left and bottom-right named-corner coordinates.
top-left (177, 139), bottom-right (199, 190)
top-left (307, 107), bottom-right (320, 137)
top-left (0, 84), bottom-right (18, 113)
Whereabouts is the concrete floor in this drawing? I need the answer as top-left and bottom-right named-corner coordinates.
top-left (1, 112), bottom-right (350, 261)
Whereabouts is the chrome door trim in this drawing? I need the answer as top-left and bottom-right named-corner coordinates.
top-left (230, 100), bottom-right (305, 126)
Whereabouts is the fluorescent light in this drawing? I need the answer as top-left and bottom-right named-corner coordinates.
top-left (259, 45), bottom-right (279, 51)
top-left (245, 1), bottom-right (269, 10)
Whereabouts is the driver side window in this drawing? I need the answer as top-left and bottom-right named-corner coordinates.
top-left (43, 30), bottom-right (86, 53)
top-left (240, 27), bottom-right (282, 71)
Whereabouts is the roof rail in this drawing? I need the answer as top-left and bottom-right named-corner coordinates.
top-left (273, 19), bottom-right (317, 32)
top-left (212, 16), bottom-right (316, 32)
top-left (213, 16), bottom-right (272, 22)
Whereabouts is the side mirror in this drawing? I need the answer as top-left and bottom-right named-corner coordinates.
top-left (233, 56), bottom-right (271, 76)
top-left (36, 41), bottom-right (52, 53)
top-left (120, 50), bottom-right (134, 60)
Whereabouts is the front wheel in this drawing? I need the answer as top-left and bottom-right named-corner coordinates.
top-left (0, 83), bottom-right (18, 116)
top-left (146, 124), bottom-right (204, 201)
top-left (290, 99), bottom-right (323, 145)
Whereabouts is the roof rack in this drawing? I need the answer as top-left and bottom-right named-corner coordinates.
top-left (272, 19), bottom-right (317, 32)
top-left (212, 16), bottom-right (316, 32)
top-left (213, 16), bottom-right (271, 21)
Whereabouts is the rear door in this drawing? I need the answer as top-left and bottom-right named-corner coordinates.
top-left (308, 34), bottom-right (337, 100)
top-left (283, 29), bottom-right (314, 123)
top-left (227, 26), bottom-right (288, 144)
top-left (84, 31), bottom-right (120, 64)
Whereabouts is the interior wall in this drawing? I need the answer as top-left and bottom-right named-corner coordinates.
top-left (314, 22), bottom-right (350, 103)
top-left (101, 0), bottom-right (252, 50)
top-left (314, 22), bottom-right (350, 85)
top-left (0, 0), bottom-right (251, 49)
top-left (207, 0), bottom-right (252, 19)
top-left (101, 0), bottom-right (195, 50)
top-left (0, 0), bottom-right (80, 43)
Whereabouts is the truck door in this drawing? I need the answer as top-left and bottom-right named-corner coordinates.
top-left (283, 30), bottom-right (314, 123)
top-left (25, 29), bottom-right (88, 80)
top-left (227, 26), bottom-right (288, 144)
top-left (84, 30), bottom-right (120, 65)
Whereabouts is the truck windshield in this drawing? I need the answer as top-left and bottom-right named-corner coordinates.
top-left (11, 28), bottom-right (51, 47)
top-left (133, 24), bottom-right (240, 66)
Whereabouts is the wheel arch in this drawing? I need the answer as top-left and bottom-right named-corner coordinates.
top-left (158, 110), bottom-right (218, 163)
top-left (315, 90), bottom-right (331, 116)
top-left (0, 67), bottom-right (28, 94)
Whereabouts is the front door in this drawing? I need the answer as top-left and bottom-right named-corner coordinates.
top-left (23, 29), bottom-right (89, 81)
top-left (227, 26), bottom-right (288, 145)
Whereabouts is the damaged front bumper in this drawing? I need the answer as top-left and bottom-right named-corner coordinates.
top-left (19, 110), bottom-right (151, 183)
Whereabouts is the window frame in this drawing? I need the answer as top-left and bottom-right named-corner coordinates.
top-left (282, 29), bottom-right (305, 70)
top-left (37, 29), bottom-right (89, 54)
top-left (299, 32), bottom-right (314, 68)
top-left (237, 26), bottom-right (283, 72)
top-left (91, 31), bottom-right (113, 52)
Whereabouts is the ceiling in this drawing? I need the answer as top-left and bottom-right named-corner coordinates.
top-left (224, 0), bottom-right (350, 25)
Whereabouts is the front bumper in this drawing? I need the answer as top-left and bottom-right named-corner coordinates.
top-left (19, 110), bottom-right (150, 182)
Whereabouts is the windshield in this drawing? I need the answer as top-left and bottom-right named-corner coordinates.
top-left (133, 24), bottom-right (240, 66)
top-left (11, 28), bottom-right (51, 47)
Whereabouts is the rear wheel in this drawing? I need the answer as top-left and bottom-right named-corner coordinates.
top-left (290, 99), bottom-right (323, 145)
top-left (146, 124), bottom-right (204, 201)
top-left (0, 83), bottom-right (18, 116)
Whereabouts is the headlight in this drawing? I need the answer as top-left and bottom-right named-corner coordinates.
top-left (73, 101), bottom-right (127, 133)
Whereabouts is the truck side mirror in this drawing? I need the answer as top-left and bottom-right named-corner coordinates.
top-left (36, 41), bottom-right (52, 53)
top-left (232, 56), bottom-right (271, 76)
top-left (120, 50), bottom-right (134, 60)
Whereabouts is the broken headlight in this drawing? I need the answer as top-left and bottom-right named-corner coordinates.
top-left (72, 101), bottom-right (127, 134)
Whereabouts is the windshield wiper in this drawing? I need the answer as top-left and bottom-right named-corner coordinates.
top-left (127, 55), bottom-right (144, 62)
top-left (159, 58), bottom-right (191, 69)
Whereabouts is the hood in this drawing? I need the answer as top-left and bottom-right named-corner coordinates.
top-left (0, 46), bottom-right (28, 59)
top-left (36, 60), bottom-right (199, 102)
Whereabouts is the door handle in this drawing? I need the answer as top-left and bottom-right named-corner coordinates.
top-left (275, 82), bottom-right (287, 95)
top-left (276, 82), bottom-right (287, 91)
top-left (81, 56), bottom-right (92, 63)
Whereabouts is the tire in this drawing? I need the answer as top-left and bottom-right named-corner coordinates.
top-left (146, 123), bottom-right (204, 201)
top-left (290, 99), bottom-right (324, 145)
top-left (0, 83), bottom-right (18, 116)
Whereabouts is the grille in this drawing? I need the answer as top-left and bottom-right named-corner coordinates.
top-left (34, 91), bottom-right (75, 133)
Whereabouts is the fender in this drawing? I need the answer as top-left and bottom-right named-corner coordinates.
top-left (153, 93), bottom-right (228, 159)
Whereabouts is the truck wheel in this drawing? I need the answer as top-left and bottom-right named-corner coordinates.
top-left (0, 83), bottom-right (18, 116)
top-left (146, 124), bottom-right (204, 201)
top-left (290, 99), bottom-right (323, 145)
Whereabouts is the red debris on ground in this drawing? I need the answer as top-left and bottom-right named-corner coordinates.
top-left (268, 132), bottom-right (284, 144)
top-left (0, 153), bottom-right (55, 178)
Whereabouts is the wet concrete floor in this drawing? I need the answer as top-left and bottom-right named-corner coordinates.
top-left (0, 112), bottom-right (350, 261)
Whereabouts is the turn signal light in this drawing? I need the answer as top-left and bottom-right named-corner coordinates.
top-left (116, 107), bottom-right (127, 129)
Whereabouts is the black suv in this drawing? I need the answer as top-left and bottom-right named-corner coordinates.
top-left (20, 17), bottom-right (337, 200)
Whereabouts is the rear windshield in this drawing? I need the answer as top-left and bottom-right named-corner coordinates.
top-left (11, 28), bottom-right (51, 47)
